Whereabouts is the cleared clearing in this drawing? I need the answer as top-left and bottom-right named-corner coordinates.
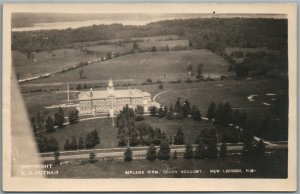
top-left (26, 49), bottom-right (230, 84)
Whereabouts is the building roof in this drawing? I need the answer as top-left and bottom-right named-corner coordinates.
top-left (79, 88), bottom-right (151, 100)
top-left (78, 79), bottom-right (151, 100)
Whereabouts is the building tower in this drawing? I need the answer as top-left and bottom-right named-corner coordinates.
top-left (107, 78), bottom-right (114, 93)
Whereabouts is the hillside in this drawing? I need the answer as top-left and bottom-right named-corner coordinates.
top-left (12, 18), bottom-right (287, 54)
top-left (25, 49), bottom-right (231, 84)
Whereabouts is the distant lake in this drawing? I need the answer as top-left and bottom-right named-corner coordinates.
top-left (12, 13), bottom-right (286, 32)
top-left (12, 19), bottom-right (152, 32)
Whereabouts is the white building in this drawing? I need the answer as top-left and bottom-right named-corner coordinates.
top-left (78, 79), bottom-right (159, 115)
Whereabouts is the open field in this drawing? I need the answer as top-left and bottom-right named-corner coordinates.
top-left (135, 39), bottom-right (189, 50)
top-left (84, 44), bottom-right (132, 55)
top-left (73, 35), bottom-right (181, 48)
top-left (13, 49), bottom-right (97, 80)
top-left (21, 78), bottom-right (287, 121)
top-left (84, 39), bottom-right (189, 54)
top-left (44, 117), bottom-right (212, 150)
top-left (45, 150), bottom-right (287, 178)
top-left (224, 47), bottom-right (273, 56)
top-left (25, 49), bottom-right (230, 84)
top-left (155, 79), bottom-right (287, 111)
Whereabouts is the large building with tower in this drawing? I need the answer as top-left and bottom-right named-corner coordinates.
top-left (77, 79), bottom-right (159, 115)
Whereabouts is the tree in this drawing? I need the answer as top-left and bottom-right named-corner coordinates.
top-left (151, 46), bottom-right (157, 52)
top-left (70, 136), bottom-right (78, 150)
top-left (91, 130), bottom-right (100, 144)
top-left (118, 132), bottom-right (127, 147)
top-left (78, 137), bottom-right (84, 149)
top-left (85, 133), bottom-right (96, 149)
top-left (219, 142), bottom-right (227, 158)
top-left (124, 147), bottom-right (133, 162)
top-left (135, 105), bottom-right (144, 121)
top-left (182, 100), bottom-right (191, 117)
top-left (207, 102), bottom-right (216, 120)
top-left (174, 128), bottom-right (185, 145)
top-left (106, 51), bottom-right (112, 59)
top-left (136, 122), bottom-right (153, 145)
top-left (47, 137), bottom-right (59, 152)
top-left (89, 152), bottom-right (97, 163)
top-left (158, 106), bottom-right (165, 118)
top-left (157, 140), bottom-right (170, 160)
top-left (133, 41), bottom-right (138, 50)
top-left (54, 151), bottom-right (60, 165)
top-left (196, 64), bottom-right (204, 79)
top-left (45, 116), bottom-right (55, 133)
top-left (158, 83), bottom-right (164, 90)
top-left (79, 70), bottom-right (84, 78)
top-left (64, 138), bottom-right (71, 150)
top-left (116, 105), bottom-right (136, 147)
top-left (194, 141), bottom-right (206, 159)
top-left (150, 106), bottom-right (158, 116)
top-left (84, 83), bottom-right (88, 89)
top-left (187, 64), bottom-right (193, 75)
top-left (76, 83), bottom-right (82, 91)
top-left (54, 107), bottom-right (65, 128)
top-left (164, 105), bottom-right (168, 116)
top-left (191, 106), bottom-right (202, 121)
top-left (197, 127), bottom-right (218, 159)
top-left (69, 110), bottom-right (79, 124)
top-left (183, 143), bottom-right (194, 159)
top-left (174, 97), bottom-right (182, 113)
top-left (152, 128), bottom-right (162, 145)
top-left (129, 130), bottom-right (139, 146)
top-left (146, 144), bottom-right (157, 161)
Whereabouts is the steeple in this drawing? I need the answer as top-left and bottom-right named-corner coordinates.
top-left (107, 78), bottom-right (114, 93)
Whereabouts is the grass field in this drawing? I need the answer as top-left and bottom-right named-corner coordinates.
top-left (224, 47), bottom-right (273, 56)
top-left (25, 49), bottom-right (230, 84)
top-left (84, 44), bottom-right (132, 55)
top-left (45, 151), bottom-right (287, 178)
top-left (135, 39), bottom-right (189, 51)
top-left (84, 39), bottom-right (189, 55)
top-left (13, 49), bottom-right (96, 79)
top-left (155, 79), bottom-right (287, 111)
top-left (21, 78), bottom-right (287, 122)
top-left (73, 35), bottom-right (181, 48)
top-left (45, 116), bottom-right (212, 150)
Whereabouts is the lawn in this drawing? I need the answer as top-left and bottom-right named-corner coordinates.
top-left (25, 49), bottom-right (231, 84)
top-left (21, 78), bottom-right (287, 123)
top-left (45, 150), bottom-right (287, 178)
top-left (73, 35), bottom-right (181, 48)
top-left (82, 37), bottom-right (187, 54)
top-left (156, 79), bottom-right (287, 111)
top-left (84, 44), bottom-right (132, 55)
top-left (44, 116), bottom-right (213, 150)
top-left (132, 39), bottom-right (189, 51)
top-left (13, 49), bottom-right (97, 80)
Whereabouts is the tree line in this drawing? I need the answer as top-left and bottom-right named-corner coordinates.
top-left (64, 130), bottom-right (100, 150)
top-left (150, 98), bottom-right (202, 121)
top-left (12, 18), bottom-right (287, 56)
top-left (30, 107), bottom-right (79, 153)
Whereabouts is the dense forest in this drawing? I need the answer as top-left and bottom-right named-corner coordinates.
top-left (12, 18), bottom-right (287, 54)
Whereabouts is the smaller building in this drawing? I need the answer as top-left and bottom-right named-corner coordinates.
top-left (78, 79), bottom-right (159, 115)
